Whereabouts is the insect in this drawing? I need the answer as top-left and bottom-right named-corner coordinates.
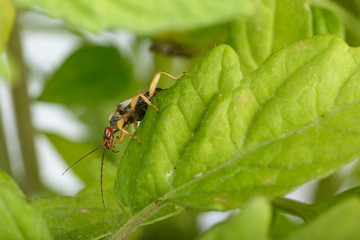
top-left (62, 71), bottom-right (188, 208)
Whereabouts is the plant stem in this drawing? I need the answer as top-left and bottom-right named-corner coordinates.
top-left (8, 18), bottom-right (41, 195)
top-left (272, 197), bottom-right (318, 221)
top-left (0, 116), bottom-right (11, 174)
top-left (110, 202), bottom-right (163, 240)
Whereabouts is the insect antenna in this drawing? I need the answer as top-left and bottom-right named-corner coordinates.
top-left (62, 143), bottom-right (104, 175)
top-left (100, 148), bottom-right (106, 208)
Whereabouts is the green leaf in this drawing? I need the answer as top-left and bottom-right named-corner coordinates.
top-left (0, 169), bottom-right (52, 240)
top-left (285, 198), bottom-right (360, 240)
top-left (32, 159), bottom-right (122, 240)
top-left (311, 0), bottom-right (360, 45)
top-left (311, 6), bottom-right (345, 38)
top-left (271, 211), bottom-right (301, 239)
top-left (228, 0), bottom-right (312, 75)
top-left (0, 0), bottom-right (15, 54)
top-left (11, 0), bottom-right (258, 35)
top-left (197, 197), bottom-right (271, 240)
top-left (140, 211), bottom-right (198, 240)
top-left (39, 45), bottom-right (134, 107)
top-left (152, 23), bottom-right (228, 57)
top-left (112, 35), bottom-right (360, 237)
top-left (115, 44), bottom-right (242, 216)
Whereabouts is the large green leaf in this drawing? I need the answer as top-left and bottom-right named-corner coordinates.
top-left (12, 0), bottom-right (258, 35)
top-left (0, 170), bottom-right (51, 240)
top-left (228, 0), bottom-right (312, 75)
top-left (197, 197), bottom-right (271, 240)
top-left (112, 35), bottom-right (360, 237)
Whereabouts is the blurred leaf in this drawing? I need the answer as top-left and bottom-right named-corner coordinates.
top-left (12, 0), bottom-right (259, 35)
top-left (197, 197), bottom-right (271, 240)
top-left (285, 198), bottom-right (360, 240)
top-left (113, 35), bottom-right (360, 237)
top-left (228, 0), bottom-right (312, 75)
top-left (271, 211), bottom-right (301, 239)
top-left (0, 0), bottom-right (15, 78)
top-left (151, 23), bottom-right (228, 57)
top-left (272, 0), bottom-right (312, 51)
top-left (311, 0), bottom-right (360, 46)
top-left (314, 186), bottom-right (360, 213)
top-left (330, 0), bottom-right (360, 46)
top-left (311, 6), bottom-right (345, 38)
top-left (312, 171), bottom-right (346, 202)
top-left (32, 158), bottom-right (122, 240)
top-left (139, 211), bottom-right (198, 240)
top-left (39, 45), bottom-right (134, 107)
top-left (0, 0), bottom-right (15, 53)
top-left (0, 169), bottom-right (52, 240)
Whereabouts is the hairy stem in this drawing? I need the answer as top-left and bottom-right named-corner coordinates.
top-left (110, 202), bottom-right (163, 240)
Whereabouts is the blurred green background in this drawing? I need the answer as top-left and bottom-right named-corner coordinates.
top-left (0, 0), bottom-right (360, 239)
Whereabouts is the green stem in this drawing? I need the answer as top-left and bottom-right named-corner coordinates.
top-left (272, 197), bottom-right (318, 221)
top-left (0, 116), bottom-right (11, 174)
top-left (8, 17), bottom-right (41, 196)
top-left (110, 202), bottom-right (163, 240)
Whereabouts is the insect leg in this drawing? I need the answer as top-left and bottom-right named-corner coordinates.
top-left (116, 128), bottom-right (128, 144)
top-left (116, 121), bottom-right (140, 144)
top-left (148, 71), bottom-right (188, 98)
top-left (117, 128), bottom-right (140, 144)
top-left (130, 93), bottom-right (159, 113)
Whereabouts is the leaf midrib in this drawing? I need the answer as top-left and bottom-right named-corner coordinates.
top-left (163, 98), bottom-right (360, 200)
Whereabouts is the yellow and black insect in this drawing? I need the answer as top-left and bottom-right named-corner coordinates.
top-left (62, 71), bottom-right (188, 208)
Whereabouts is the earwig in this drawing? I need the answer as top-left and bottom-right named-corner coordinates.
top-left (62, 71), bottom-right (188, 208)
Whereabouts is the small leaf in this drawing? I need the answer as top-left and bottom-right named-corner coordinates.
top-left (113, 35), bottom-right (360, 237)
top-left (311, 6), bottom-right (345, 38)
top-left (228, 0), bottom-right (312, 75)
top-left (197, 197), bottom-right (271, 240)
top-left (0, 170), bottom-right (51, 240)
top-left (11, 0), bottom-right (258, 34)
top-left (285, 198), bottom-right (360, 240)
top-left (39, 45), bottom-right (134, 107)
